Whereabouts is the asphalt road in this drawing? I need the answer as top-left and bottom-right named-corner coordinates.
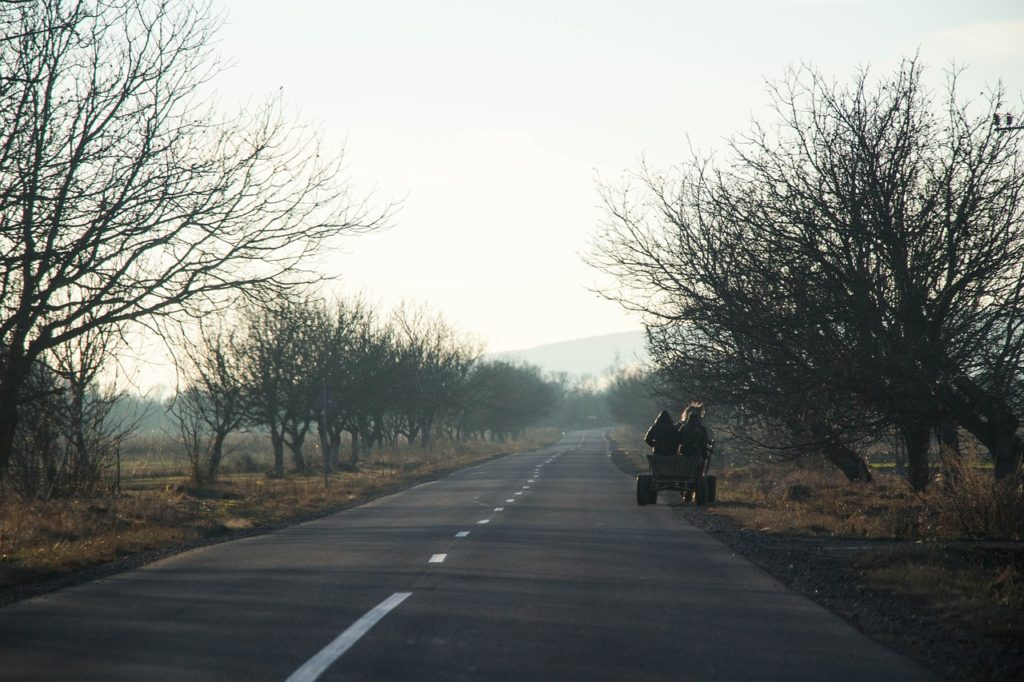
top-left (0, 431), bottom-right (935, 681)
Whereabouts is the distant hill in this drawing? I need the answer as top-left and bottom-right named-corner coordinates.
top-left (490, 330), bottom-right (647, 378)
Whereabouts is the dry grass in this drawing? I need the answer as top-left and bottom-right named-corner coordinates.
top-left (709, 465), bottom-right (929, 539)
top-left (710, 461), bottom-right (1023, 541)
top-left (857, 544), bottom-right (1024, 644)
top-left (0, 429), bottom-right (561, 589)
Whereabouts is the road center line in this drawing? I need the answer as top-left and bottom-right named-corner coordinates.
top-left (285, 592), bottom-right (411, 682)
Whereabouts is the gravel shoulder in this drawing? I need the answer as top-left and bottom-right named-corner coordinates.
top-left (609, 444), bottom-right (1023, 681)
top-left (676, 505), bottom-right (1023, 681)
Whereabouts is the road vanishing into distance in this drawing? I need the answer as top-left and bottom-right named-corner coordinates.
top-left (0, 431), bottom-right (935, 681)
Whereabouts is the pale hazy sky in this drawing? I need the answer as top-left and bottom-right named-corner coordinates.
top-left (212, 0), bottom-right (1024, 353)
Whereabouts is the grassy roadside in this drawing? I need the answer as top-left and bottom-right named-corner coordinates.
top-left (0, 430), bottom-right (561, 591)
top-left (610, 425), bottom-right (1024, 646)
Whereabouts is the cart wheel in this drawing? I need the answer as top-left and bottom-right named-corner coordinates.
top-left (647, 478), bottom-right (657, 505)
top-left (707, 475), bottom-right (717, 504)
top-left (695, 476), bottom-right (709, 505)
top-left (636, 474), bottom-right (650, 506)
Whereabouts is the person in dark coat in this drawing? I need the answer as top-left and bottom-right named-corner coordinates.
top-left (678, 403), bottom-right (712, 459)
top-left (644, 410), bottom-right (680, 456)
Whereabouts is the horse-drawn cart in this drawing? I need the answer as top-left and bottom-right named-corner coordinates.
top-left (636, 452), bottom-right (717, 506)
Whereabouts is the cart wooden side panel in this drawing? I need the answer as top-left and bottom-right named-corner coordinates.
top-left (647, 454), bottom-right (703, 481)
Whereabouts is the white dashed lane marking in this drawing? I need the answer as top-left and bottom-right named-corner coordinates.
top-left (429, 554), bottom-right (447, 564)
top-left (455, 531), bottom-right (470, 538)
top-left (494, 507), bottom-right (504, 512)
top-left (285, 592), bottom-right (412, 682)
top-left (477, 519), bottom-right (490, 525)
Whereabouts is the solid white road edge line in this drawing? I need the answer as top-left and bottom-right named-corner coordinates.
top-left (284, 591), bottom-right (412, 682)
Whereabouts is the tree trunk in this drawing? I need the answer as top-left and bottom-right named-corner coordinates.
top-left (372, 416), bottom-right (384, 449)
top-left (0, 388), bottom-right (20, 489)
top-left (947, 377), bottom-right (1022, 480)
top-left (901, 421), bottom-right (931, 492)
top-left (328, 428), bottom-right (342, 469)
top-left (317, 416), bottom-right (331, 482)
top-left (935, 421), bottom-right (960, 458)
top-left (935, 420), bottom-right (961, 489)
top-left (348, 427), bottom-right (360, 469)
top-left (289, 436), bottom-right (306, 473)
top-left (992, 432), bottom-right (1023, 481)
top-left (206, 431), bottom-right (227, 483)
top-left (270, 429), bottom-right (285, 478)
top-left (0, 357), bottom-right (32, 486)
top-left (823, 445), bottom-right (873, 483)
top-left (421, 420), bottom-right (432, 452)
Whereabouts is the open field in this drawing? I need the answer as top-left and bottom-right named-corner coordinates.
top-left (0, 429), bottom-right (563, 593)
top-left (611, 426), bottom-right (1024, 647)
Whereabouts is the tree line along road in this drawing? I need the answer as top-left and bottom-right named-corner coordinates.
top-left (0, 431), bottom-right (935, 681)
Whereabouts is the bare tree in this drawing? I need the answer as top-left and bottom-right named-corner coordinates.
top-left (391, 304), bottom-right (481, 451)
top-left (604, 367), bottom-right (666, 431)
top-left (171, 385), bottom-right (217, 486)
top-left (172, 318), bottom-right (246, 484)
top-left (50, 324), bottom-right (138, 495)
top-left (238, 297), bottom-right (330, 477)
top-left (4, 361), bottom-right (64, 498)
top-left (4, 323), bottom-right (136, 498)
top-left (458, 360), bottom-right (558, 442)
top-left (591, 59), bottom-right (1024, 489)
top-left (319, 297), bottom-right (390, 469)
top-left (0, 0), bottom-right (389, 485)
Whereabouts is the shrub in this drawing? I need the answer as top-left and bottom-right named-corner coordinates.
top-left (925, 456), bottom-right (1024, 540)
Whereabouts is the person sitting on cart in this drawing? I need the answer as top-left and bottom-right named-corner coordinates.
top-left (644, 410), bottom-right (680, 456)
top-left (678, 402), bottom-right (712, 460)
